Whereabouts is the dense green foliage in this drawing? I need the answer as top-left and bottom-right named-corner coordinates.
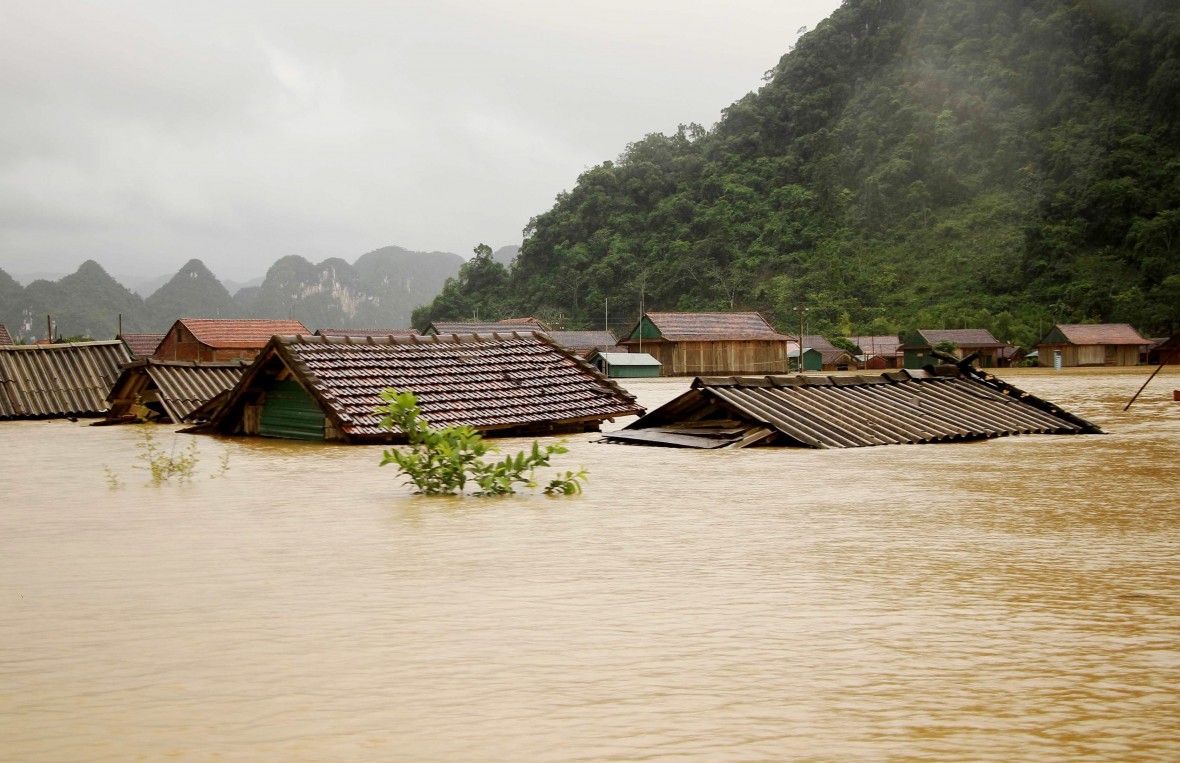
top-left (145, 259), bottom-right (241, 326)
top-left (377, 389), bottom-right (588, 497)
top-left (414, 0), bottom-right (1180, 347)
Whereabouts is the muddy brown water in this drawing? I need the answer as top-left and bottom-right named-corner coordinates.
top-left (2, 368), bottom-right (1178, 762)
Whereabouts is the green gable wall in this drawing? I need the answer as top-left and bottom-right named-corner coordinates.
top-left (260, 379), bottom-right (325, 441)
top-left (628, 316), bottom-right (662, 340)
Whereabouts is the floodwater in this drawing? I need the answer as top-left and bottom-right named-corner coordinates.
top-left (2, 368), bottom-right (1178, 762)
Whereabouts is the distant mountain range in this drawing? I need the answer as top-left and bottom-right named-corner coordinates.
top-left (0, 244), bottom-right (516, 341)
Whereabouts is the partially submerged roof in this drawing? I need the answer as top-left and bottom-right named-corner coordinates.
top-left (199, 332), bottom-right (645, 442)
top-left (1040, 323), bottom-right (1150, 346)
top-left (603, 365), bottom-right (1101, 449)
top-left (118, 332), bottom-right (166, 359)
top-left (0, 324), bottom-right (13, 346)
top-left (547, 330), bottom-right (618, 351)
top-left (315, 328), bottom-right (421, 338)
top-left (174, 318), bottom-right (310, 348)
top-left (106, 359), bottom-right (249, 423)
top-left (624, 312), bottom-right (790, 342)
top-left (0, 340), bottom-right (131, 419)
top-left (428, 321), bottom-right (551, 335)
top-left (591, 352), bottom-right (661, 366)
top-left (849, 335), bottom-right (901, 357)
top-left (901, 329), bottom-right (1007, 348)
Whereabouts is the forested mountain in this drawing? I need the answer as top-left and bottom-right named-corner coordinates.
top-left (0, 246), bottom-right (465, 341)
top-left (145, 259), bottom-right (241, 326)
top-left (413, 0), bottom-right (1180, 347)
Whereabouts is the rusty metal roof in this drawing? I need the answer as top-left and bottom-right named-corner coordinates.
top-left (206, 332), bottom-right (645, 442)
top-left (175, 318), bottom-right (310, 348)
top-left (0, 324), bottom-right (12, 346)
top-left (118, 332), bottom-right (166, 359)
top-left (604, 367), bottom-right (1101, 449)
top-left (107, 359), bottom-right (248, 422)
top-left (0, 340), bottom-right (131, 419)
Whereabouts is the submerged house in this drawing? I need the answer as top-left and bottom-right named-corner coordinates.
top-left (0, 324), bottom-right (13, 346)
top-left (799, 335), bottom-right (856, 371)
top-left (618, 312), bottom-right (792, 376)
top-left (1035, 323), bottom-right (1149, 367)
top-left (106, 359), bottom-right (249, 423)
top-left (899, 329), bottom-right (1011, 369)
top-left (154, 318), bottom-right (310, 363)
top-left (193, 332), bottom-right (645, 443)
top-left (315, 328), bottom-right (421, 338)
top-left (602, 363), bottom-right (1101, 449)
top-left (117, 332), bottom-right (166, 359)
top-left (425, 318), bottom-right (552, 335)
top-left (0, 340), bottom-right (131, 419)
top-left (849, 335), bottom-right (902, 369)
top-left (586, 350), bottom-right (661, 378)
top-left (546, 330), bottom-right (622, 357)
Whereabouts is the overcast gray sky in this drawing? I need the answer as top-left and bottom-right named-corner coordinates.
top-left (0, 0), bottom-right (843, 283)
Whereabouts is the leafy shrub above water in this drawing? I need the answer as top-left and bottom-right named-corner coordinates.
top-left (376, 389), bottom-right (587, 497)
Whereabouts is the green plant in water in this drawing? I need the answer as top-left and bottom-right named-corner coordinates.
top-left (376, 389), bottom-right (588, 496)
top-left (137, 427), bottom-right (201, 485)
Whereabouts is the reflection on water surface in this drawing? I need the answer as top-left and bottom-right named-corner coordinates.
top-left (2, 368), bottom-right (1178, 761)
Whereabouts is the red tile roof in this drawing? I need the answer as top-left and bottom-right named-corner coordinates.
top-left (0, 324), bottom-right (12, 346)
top-left (177, 319), bottom-right (310, 348)
top-left (634, 312), bottom-right (790, 342)
top-left (1052, 323), bottom-right (1149, 346)
top-left (206, 332), bottom-right (644, 442)
top-left (547, 330), bottom-right (619, 352)
top-left (118, 332), bottom-right (165, 358)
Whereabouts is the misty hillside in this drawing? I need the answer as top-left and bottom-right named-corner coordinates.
top-left (412, 0), bottom-right (1180, 347)
top-left (0, 245), bottom-right (466, 340)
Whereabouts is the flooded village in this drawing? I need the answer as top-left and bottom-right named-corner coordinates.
top-left (2, 316), bottom-right (1179, 761)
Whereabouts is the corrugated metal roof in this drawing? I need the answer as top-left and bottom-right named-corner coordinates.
top-left (107, 359), bottom-right (248, 422)
top-left (632, 312), bottom-right (790, 342)
top-left (605, 368), bottom-right (1101, 449)
top-left (1052, 323), bottom-right (1149, 346)
top-left (176, 319), bottom-right (310, 348)
top-left (0, 341), bottom-right (131, 419)
top-left (118, 332), bottom-right (166, 359)
top-left (0, 324), bottom-right (13, 346)
top-left (204, 332), bottom-right (645, 442)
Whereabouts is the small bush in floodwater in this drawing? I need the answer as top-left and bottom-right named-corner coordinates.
top-left (376, 389), bottom-right (588, 497)
top-left (103, 427), bottom-right (229, 488)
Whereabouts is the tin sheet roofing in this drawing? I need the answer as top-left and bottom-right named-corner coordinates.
top-left (636, 312), bottom-right (790, 342)
top-left (0, 324), bottom-right (13, 346)
top-left (547, 330), bottom-right (617, 350)
top-left (177, 319), bottom-right (310, 348)
top-left (595, 353), bottom-right (660, 366)
top-left (107, 359), bottom-right (248, 422)
top-left (118, 332), bottom-right (166, 358)
top-left (0, 340), bottom-right (131, 419)
top-left (214, 332), bottom-right (645, 440)
top-left (1051, 323), bottom-right (1149, 346)
top-left (605, 368), bottom-right (1100, 449)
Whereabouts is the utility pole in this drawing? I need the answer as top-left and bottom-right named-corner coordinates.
top-left (794, 306), bottom-right (808, 372)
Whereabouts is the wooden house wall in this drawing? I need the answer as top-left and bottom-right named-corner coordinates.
top-left (1038, 344), bottom-right (1140, 367)
top-left (635, 340), bottom-right (788, 376)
